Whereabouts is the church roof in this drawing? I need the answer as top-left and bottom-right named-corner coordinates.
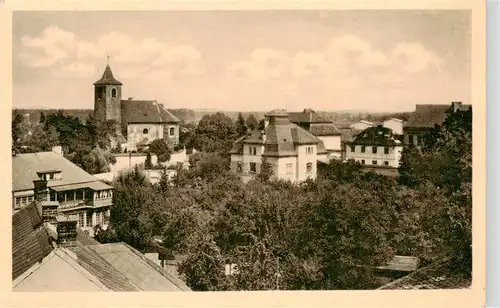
top-left (121, 100), bottom-right (180, 124)
top-left (94, 65), bottom-right (122, 86)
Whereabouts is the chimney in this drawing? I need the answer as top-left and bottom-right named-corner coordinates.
top-left (452, 101), bottom-right (462, 112)
top-left (33, 180), bottom-right (49, 202)
top-left (56, 215), bottom-right (78, 249)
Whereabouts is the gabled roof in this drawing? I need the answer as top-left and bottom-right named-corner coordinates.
top-left (94, 65), bottom-right (122, 86)
top-left (89, 243), bottom-right (191, 291)
top-left (404, 104), bottom-right (450, 128)
top-left (377, 257), bottom-right (471, 290)
top-left (288, 109), bottom-right (331, 124)
top-left (121, 100), bottom-right (180, 124)
top-left (12, 151), bottom-right (102, 192)
top-left (12, 202), bottom-right (54, 280)
top-left (347, 125), bottom-right (402, 146)
top-left (309, 123), bottom-right (342, 136)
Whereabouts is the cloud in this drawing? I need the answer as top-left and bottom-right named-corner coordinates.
top-left (19, 26), bottom-right (204, 80)
top-left (393, 42), bottom-right (442, 73)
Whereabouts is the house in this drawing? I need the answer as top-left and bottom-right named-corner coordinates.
top-left (230, 109), bottom-right (328, 183)
top-left (350, 119), bottom-right (374, 131)
top-left (289, 109), bottom-right (342, 159)
top-left (344, 125), bottom-right (403, 169)
top-left (12, 147), bottom-right (113, 234)
top-left (93, 62), bottom-right (180, 151)
top-left (403, 101), bottom-right (471, 146)
top-left (12, 202), bottom-right (191, 291)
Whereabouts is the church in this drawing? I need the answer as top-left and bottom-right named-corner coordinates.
top-left (93, 62), bottom-right (180, 152)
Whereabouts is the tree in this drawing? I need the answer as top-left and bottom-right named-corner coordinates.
top-left (12, 110), bottom-right (25, 151)
top-left (145, 151), bottom-right (153, 169)
top-left (194, 113), bottom-right (236, 155)
top-left (24, 124), bottom-right (59, 152)
top-left (258, 119), bottom-right (266, 130)
top-left (246, 114), bottom-right (259, 131)
top-left (257, 157), bottom-right (274, 182)
top-left (236, 112), bottom-right (247, 137)
top-left (149, 139), bottom-right (171, 162)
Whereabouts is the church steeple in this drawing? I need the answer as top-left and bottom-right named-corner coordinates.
top-left (94, 62), bottom-right (122, 86)
top-left (94, 60), bottom-right (123, 129)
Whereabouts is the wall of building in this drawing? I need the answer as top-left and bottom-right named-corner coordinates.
top-left (382, 119), bottom-right (403, 135)
top-left (126, 124), bottom-right (163, 150)
top-left (163, 124), bottom-right (180, 146)
top-left (110, 153), bottom-right (158, 174)
top-left (350, 122), bottom-right (373, 131)
top-left (296, 144), bottom-right (317, 182)
top-left (345, 144), bottom-right (403, 168)
top-left (274, 156), bottom-right (298, 182)
top-left (318, 135), bottom-right (342, 151)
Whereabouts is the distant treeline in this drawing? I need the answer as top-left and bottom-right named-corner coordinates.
top-left (13, 108), bottom-right (413, 126)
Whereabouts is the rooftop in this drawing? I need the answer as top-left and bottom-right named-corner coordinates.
top-left (121, 100), bottom-right (180, 124)
top-left (346, 125), bottom-right (402, 146)
top-left (405, 103), bottom-right (471, 128)
top-left (288, 109), bottom-right (332, 124)
top-left (94, 65), bottom-right (122, 86)
top-left (12, 151), bottom-right (104, 192)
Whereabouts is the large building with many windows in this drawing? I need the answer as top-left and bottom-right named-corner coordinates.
top-left (344, 125), bottom-right (403, 169)
top-left (12, 147), bottom-right (113, 235)
top-left (230, 109), bottom-right (328, 183)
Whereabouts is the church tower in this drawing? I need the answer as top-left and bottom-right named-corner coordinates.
top-left (94, 60), bottom-right (123, 126)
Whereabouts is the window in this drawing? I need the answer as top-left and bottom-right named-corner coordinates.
top-left (408, 135), bottom-right (414, 144)
top-left (361, 146), bottom-right (366, 153)
top-left (306, 163), bottom-right (313, 174)
top-left (78, 212), bottom-right (85, 227)
top-left (372, 160), bottom-right (377, 165)
top-left (249, 146), bottom-right (257, 155)
top-left (306, 146), bottom-right (314, 155)
top-left (384, 161), bottom-right (389, 166)
top-left (286, 163), bottom-right (293, 175)
top-left (86, 211), bottom-right (93, 227)
top-left (169, 127), bottom-right (175, 136)
top-left (143, 128), bottom-right (149, 134)
top-left (361, 160), bottom-right (365, 165)
top-left (384, 147), bottom-right (390, 154)
top-left (416, 135), bottom-right (421, 145)
top-left (372, 147), bottom-right (377, 154)
top-left (236, 162), bottom-right (243, 173)
top-left (96, 212), bottom-right (103, 225)
top-left (249, 162), bottom-right (256, 173)
top-left (111, 88), bottom-right (117, 98)
top-left (350, 145), bottom-right (355, 152)
top-left (49, 173), bottom-right (55, 180)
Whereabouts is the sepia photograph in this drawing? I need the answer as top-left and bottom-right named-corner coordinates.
top-left (7, 6), bottom-right (484, 301)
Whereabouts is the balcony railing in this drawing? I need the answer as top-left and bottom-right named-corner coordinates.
top-left (58, 197), bottom-right (112, 211)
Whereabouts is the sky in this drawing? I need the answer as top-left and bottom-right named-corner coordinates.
top-left (12, 10), bottom-right (471, 112)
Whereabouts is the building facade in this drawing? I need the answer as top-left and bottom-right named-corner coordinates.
top-left (403, 102), bottom-right (471, 146)
top-left (93, 63), bottom-right (180, 151)
top-left (12, 148), bottom-right (113, 234)
top-left (289, 109), bottom-right (342, 160)
top-left (230, 109), bottom-right (328, 183)
top-left (344, 125), bottom-right (403, 169)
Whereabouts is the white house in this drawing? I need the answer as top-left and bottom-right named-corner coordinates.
top-left (230, 109), bottom-right (328, 183)
top-left (350, 120), bottom-right (374, 131)
top-left (382, 118), bottom-right (404, 135)
top-left (344, 125), bottom-right (403, 168)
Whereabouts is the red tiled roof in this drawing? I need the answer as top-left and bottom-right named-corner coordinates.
top-left (12, 202), bottom-right (54, 280)
top-left (94, 65), bottom-right (122, 86)
top-left (121, 100), bottom-right (180, 124)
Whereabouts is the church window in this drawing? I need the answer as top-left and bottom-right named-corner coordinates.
top-left (111, 88), bottom-right (117, 98)
top-left (306, 162), bottom-right (313, 174)
top-left (143, 128), bottom-right (149, 134)
top-left (169, 127), bottom-right (175, 136)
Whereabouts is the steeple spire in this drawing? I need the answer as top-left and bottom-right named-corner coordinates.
top-left (93, 59), bottom-right (122, 85)
top-left (107, 54), bottom-right (110, 66)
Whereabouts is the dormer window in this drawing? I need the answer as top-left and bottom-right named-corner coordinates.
top-left (37, 170), bottom-right (62, 181)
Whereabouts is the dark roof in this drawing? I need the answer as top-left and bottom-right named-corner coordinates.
top-left (346, 125), bottom-right (402, 146)
top-left (94, 65), bottom-right (122, 85)
top-left (265, 109), bottom-right (289, 117)
top-left (89, 243), bottom-right (191, 291)
top-left (12, 202), bottom-right (54, 280)
top-left (121, 100), bottom-right (180, 124)
top-left (288, 109), bottom-right (331, 124)
top-left (404, 103), bottom-right (471, 129)
top-left (12, 152), bottom-right (102, 192)
top-left (377, 257), bottom-right (471, 290)
top-left (309, 123), bottom-right (342, 136)
top-left (230, 123), bottom-right (322, 157)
